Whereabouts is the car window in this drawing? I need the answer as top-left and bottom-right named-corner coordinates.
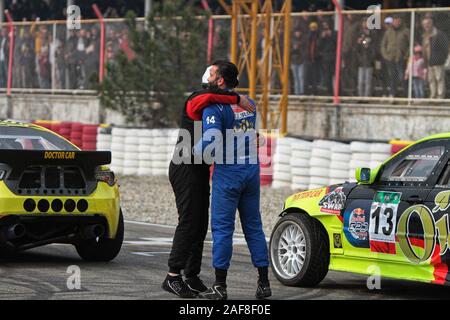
top-left (0, 127), bottom-right (77, 151)
top-left (380, 145), bottom-right (445, 183)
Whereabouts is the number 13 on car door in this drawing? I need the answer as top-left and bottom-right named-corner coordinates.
top-left (369, 191), bottom-right (402, 243)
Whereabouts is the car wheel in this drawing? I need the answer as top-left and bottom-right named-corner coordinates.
top-left (269, 212), bottom-right (329, 287)
top-left (75, 210), bottom-right (124, 262)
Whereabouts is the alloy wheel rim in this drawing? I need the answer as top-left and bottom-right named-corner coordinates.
top-left (271, 220), bottom-right (306, 279)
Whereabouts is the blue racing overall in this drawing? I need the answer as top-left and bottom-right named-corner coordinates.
top-left (194, 100), bottom-right (269, 271)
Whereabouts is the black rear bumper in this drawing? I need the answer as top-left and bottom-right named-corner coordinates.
top-left (0, 214), bottom-right (108, 251)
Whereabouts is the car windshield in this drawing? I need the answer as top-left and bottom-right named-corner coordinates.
top-left (381, 145), bottom-right (445, 182)
top-left (0, 126), bottom-right (77, 151)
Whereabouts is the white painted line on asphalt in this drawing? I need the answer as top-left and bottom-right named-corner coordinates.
top-left (125, 220), bottom-right (176, 229)
top-left (124, 220), bottom-right (263, 239)
top-left (131, 251), bottom-right (171, 257)
top-left (123, 236), bottom-right (264, 246)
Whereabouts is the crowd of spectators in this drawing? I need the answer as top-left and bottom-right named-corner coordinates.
top-left (289, 12), bottom-right (450, 99)
top-left (0, 22), bottom-right (134, 90)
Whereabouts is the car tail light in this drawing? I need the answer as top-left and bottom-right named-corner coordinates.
top-left (95, 170), bottom-right (116, 186)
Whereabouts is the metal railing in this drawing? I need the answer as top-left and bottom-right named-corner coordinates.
top-left (1, 7), bottom-right (450, 104)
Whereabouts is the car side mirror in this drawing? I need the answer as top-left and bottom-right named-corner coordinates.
top-left (355, 167), bottom-right (371, 184)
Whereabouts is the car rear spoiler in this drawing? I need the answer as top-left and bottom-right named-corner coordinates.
top-left (0, 150), bottom-right (111, 172)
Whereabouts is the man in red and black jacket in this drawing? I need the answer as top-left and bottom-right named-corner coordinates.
top-left (162, 80), bottom-right (255, 298)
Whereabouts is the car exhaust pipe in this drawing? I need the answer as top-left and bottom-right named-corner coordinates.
top-left (4, 224), bottom-right (26, 240)
top-left (80, 224), bottom-right (105, 239)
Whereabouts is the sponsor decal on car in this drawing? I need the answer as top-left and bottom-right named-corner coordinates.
top-left (318, 186), bottom-right (346, 215)
top-left (369, 191), bottom-right (401, 254)
top-left (343, 200), bottom-right (371, 248)
top-left (333, 233), bottom-right (343, 248)
top-left (44, 151), bottom-right (76, 160)
top-left (396, 191), bottom-right (450, 264)
top-left (292, 189), bottom-right (324, 201)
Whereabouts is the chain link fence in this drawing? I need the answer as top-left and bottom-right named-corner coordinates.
top-left (2, 8), bottom-right (450, 102)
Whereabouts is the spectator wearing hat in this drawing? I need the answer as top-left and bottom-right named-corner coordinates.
top-left (405, 45), bottom-right (427, 99)
top-left (421, 18), bottom-right (449, 99)
top-left (380, 16), bottom-right (410, 97)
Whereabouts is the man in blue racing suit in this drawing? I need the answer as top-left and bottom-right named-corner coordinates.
top-left (193, 60), bottom-right (271, 300)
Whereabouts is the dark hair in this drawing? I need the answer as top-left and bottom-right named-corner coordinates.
top-left (211, 60), bottom-right (239, 88)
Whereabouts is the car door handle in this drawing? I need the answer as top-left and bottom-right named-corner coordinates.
top-left (405, 195), bottom-right (423, 203)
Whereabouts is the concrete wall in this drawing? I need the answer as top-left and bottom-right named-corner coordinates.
top-left (0, 94), bottom-right (127, 125)
top-left (1, 94), bottom-right (449, 141)
top-left (285, 99), bottom-right (450, 141)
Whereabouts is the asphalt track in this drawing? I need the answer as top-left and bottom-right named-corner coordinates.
top-left (0, 220), bottom-right (449, 300)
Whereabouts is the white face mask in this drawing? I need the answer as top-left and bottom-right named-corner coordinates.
top-left (201, 66), bottom-right (212, 88)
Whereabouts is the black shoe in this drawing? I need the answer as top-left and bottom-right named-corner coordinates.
top-left (200, 283), bottom-right (228, 300)
top-left (185, 276), bottom-right (208, 294)
top-left (255, 280), bottom-right (271, 299)
top-left (162, 275), bottom-right (197, 298)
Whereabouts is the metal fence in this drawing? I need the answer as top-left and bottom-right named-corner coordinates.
top-left (1, 8), bottom-right (450, 102)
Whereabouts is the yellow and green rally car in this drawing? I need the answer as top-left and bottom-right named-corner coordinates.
top-left (270, 133), bottom-right (450, 287)
top-left (0, 121), bottom-right (123, 261)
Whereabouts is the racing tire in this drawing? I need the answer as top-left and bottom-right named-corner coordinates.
top-left (292, 143), bottom-right (312, 152)
top-left (75, 210), bottom-right (124, 262)
top-left (275, 145), bottom-right (291, 155)
top-left (269, 213), bottom-right (329, 287)
top-left (291, 150), bottom-right (311, 160)
top-left (273, 163), bottom-right (291, 173)
top-left (370, 153), bottom-right (389, 162)
top-left (82, 125), bottom-right (99, 135)
top-left (291, 167), bottom-right (310, 176)
top-left (331, 153), bottom-right (352, 162)
top-left (369, 143), bottom-right (391, 153)
top-left (329, 160), bottom-right (350, 170)
top-left (290, 158), bottom-right (310, 168)
top-left (330, 143), bottom-right (351, 153)
top-left (312, 140), bottom-right (334, 149)
top-left (311, 148), bottom-right (331, 159)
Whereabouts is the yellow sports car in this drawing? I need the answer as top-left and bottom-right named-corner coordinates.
top-left (0, 120), bottom-right (122, 261)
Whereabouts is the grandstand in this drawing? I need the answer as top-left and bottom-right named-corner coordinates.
top-left (0, 0), bottom-right (449, 141)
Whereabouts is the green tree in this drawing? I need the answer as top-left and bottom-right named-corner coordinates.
top-left (98, 0), bottom-right (208, 127)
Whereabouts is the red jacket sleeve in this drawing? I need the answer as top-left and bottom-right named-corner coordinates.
top-left (186, 92), bottom-right (239, 120)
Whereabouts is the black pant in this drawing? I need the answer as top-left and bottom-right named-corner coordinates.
top-left (168, 162), bottom-right (210, 277)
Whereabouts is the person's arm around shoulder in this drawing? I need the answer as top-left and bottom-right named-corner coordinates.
top-left (186, 89), bottom-right (254, 120)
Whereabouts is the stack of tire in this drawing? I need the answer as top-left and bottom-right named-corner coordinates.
top-left (152, 129), bottom-right (170, 176)
top-left (290, 140), bottom-right (312, 190)
top-left (123, 129), bottom-right (140, 175)
top-left (259, 136), bottom-right (274, 186)
top-left (81, 124), bottom-right (98, 151)
top-left (34, 120), bottom-right (53, 130)
top-left (369, 143), bottom-right (392, 169)
top-left (110, 127), bottom-right (126, 174)
top-left (390, 140), bottom-right (412, 155)
top-left (272, 138), bottom-right (292, 189)
top-left (70, 122), bottom-right (83, 148)
top-left (329, 142), bottom-right (351, 185)
top-left (137, 129), bottom-right (153, 176)
top-left (96, 126), bottom-right (112, 151)
top-left (49, 122), bottom-right (60, 136)
top-left (349, 142), bottom-right (372, 182)
top-left (59, 122), bottom-right (72, 141)
top-left (309, 140), bottom-right (333, 189)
